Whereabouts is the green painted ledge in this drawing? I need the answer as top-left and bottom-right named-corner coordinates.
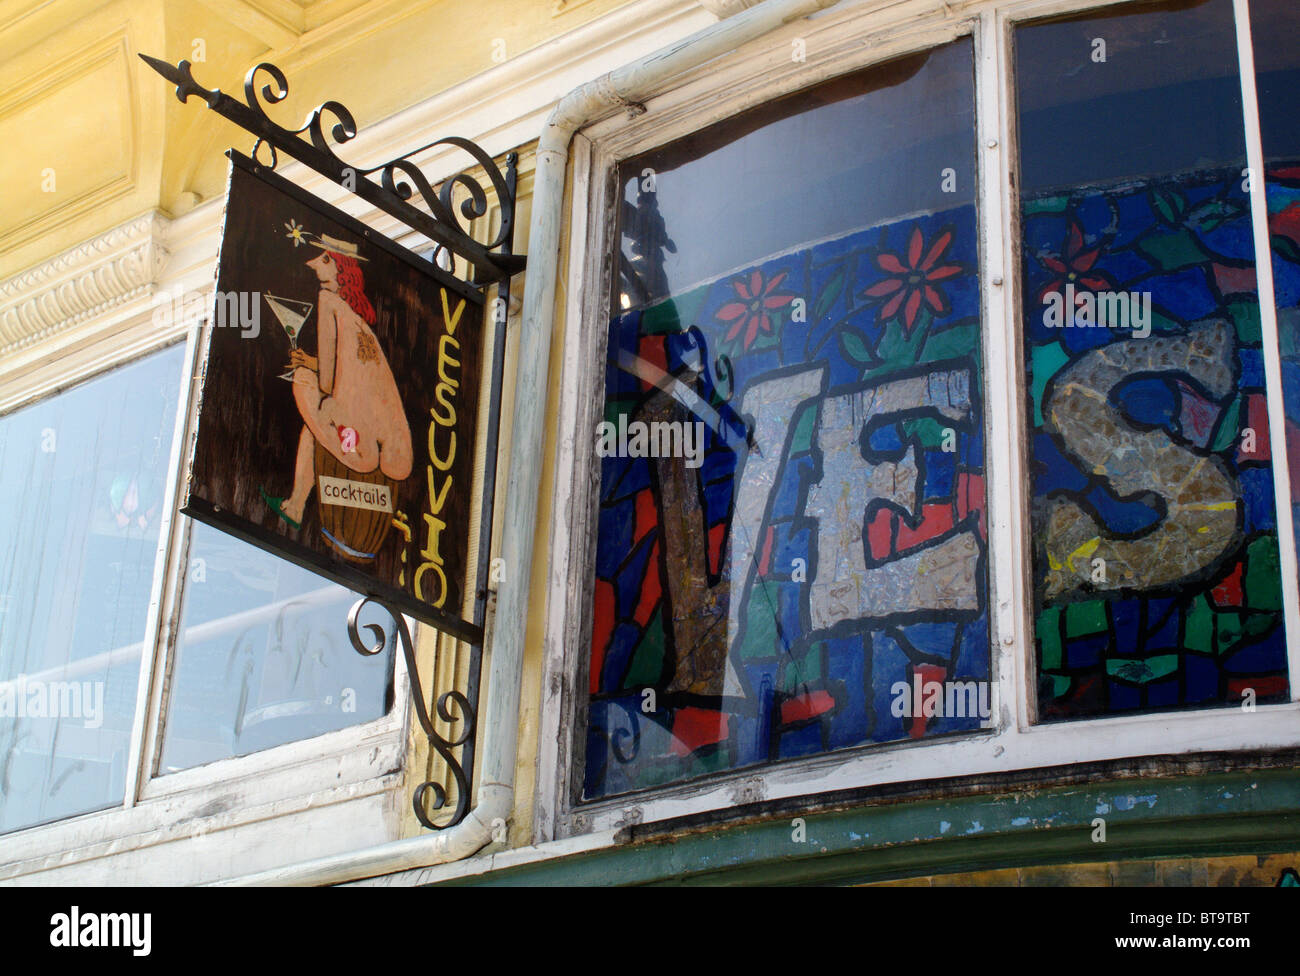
top-left (434, 762), bottom-right (1300, 886)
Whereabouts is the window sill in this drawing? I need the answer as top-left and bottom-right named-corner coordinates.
top-left (0, 708), bottom-right (408, 884)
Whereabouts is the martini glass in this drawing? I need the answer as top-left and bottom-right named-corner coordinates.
top-left (264, 294), bottom-right (314, 381)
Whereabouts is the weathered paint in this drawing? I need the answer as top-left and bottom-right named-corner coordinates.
top-left (432, 765), bottom-right (1300, 886)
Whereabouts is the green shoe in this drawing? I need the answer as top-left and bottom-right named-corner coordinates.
top-left (259, 486), bottom-right (302, 530)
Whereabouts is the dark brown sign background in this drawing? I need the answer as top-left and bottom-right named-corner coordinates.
top-left (184, 153), bottom-right (485, 641)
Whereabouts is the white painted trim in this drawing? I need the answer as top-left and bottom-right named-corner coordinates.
top-left (122, 326), bottom-right (199, 808)
top-left (991, 1), bottom-right (1038, 729)
top-left (344, 827), bottom-right (624, 887)
top-left (975, 6), bottom-right (1018, 738)
top-left (534, 130), bottom-right (598, 843)
top-left (1233, 0), bottom-right (1300, 699)
top-left (0, 729), bottom-right (406, 882)
top-left (563, 702), bottom-right (1300, 836)
top-left (0, 777), bottom-right (402, 885)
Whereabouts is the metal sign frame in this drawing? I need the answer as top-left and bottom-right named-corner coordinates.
top-left (142, 54), bottom-right (523, 830)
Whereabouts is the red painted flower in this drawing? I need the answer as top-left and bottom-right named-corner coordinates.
top-left (862, 226), bottom-right (964, 333)
top-left (717, 268), bottom-right (795, 351)
top-left (1036, 220), bottom-right (1113, 303)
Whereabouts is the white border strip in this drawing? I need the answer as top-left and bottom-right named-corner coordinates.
top-left (1233, 0), bottom-right (1300, 700)
top-left (122, 330), bottom-right (198, 808)
top-left (975, 7), bottom-right (1023, 737)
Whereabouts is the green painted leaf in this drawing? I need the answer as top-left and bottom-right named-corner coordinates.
top-left (1030, 342), bottom-right (1070, 428)
top-left (1025, 195), bottom-right (1069, 216)
top-left (839, 328), bottom-right (873, 365)
top-left (1145, 309), bottom-right (1182, 337)
top-left (1038, 607), bottom-right (1062, 671)
top-left (1106, 654), bottom-right (1178, 683)
top-left (1047, 673), bottom-right (1072, 698)
top-left (1065, 599), bottom-right (1107, 638)
top-left (1245, 613), bottom-right (1277, 638)
top-left (921, 322), bottom-right (978, 363)
top-left (604, 400), bottom-right (635, 426)
top-left (1138, 229), bottom-right (1206, 270)
top-left (750, 325), bottom-right (782, 352)
top-left (814, 269), bottom-right (845, 323)
top-left (1226, 299), bottom-right (1262, 343)
top-left (788, 402), bottom-right (818, 456)
top-left (622, 606), bottom-right (665, 689)
top-left (1211, 397), bottom-right (1242, 453)
top-left (686, 747), bottom-right (730, 779)
top-left (1272, 232), bottom-right (1300, 267)
top-left (1184, 593), bottom-right (1213, 652)
top-left (1244, 535), bottom-right (1283, 613)
top-left (737, 579), bottom-right (780, 661)
top-left (1151, 188), bottom-right (1185, 226)
top-left (781, 642), bottom-right (823, 692)
top-left (1215, 612), bottom-right (1244, 654)
top-left (1281, 309), bottom-right (1300, 359)
top-left (642, 285), bottom-right (707, 335)
top-left (866, 316), bottom-right (926, 376)
top-left (902, 416), bottom-right (949, 449)
top-left (1188, 197), bottom-right (1243, 232)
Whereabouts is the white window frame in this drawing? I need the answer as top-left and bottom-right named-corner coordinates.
top-left (0, 232), bottom-right (413, 884)
top-left (537, 0), bottom-right (1300, 843)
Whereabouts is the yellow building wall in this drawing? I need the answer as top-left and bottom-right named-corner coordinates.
top-left (1, 0), bottom-right (635, 279)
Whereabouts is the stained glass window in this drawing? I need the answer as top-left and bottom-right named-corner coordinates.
top-left (1249, 0), bottom-right (1300, 582)
top-left (1016, 0), bottom-right (1290, 718)
top-left (586, 40), bottom-right (989, 799)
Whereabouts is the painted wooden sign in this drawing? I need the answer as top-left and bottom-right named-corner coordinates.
top-left (183, 152), bottom-right (485, 641)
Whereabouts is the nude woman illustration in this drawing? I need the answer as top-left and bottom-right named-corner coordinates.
top-left (261, 233), bottom-right (413, 559)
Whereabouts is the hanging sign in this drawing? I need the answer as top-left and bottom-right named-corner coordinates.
top-left (183, 152), bottom-right (485, 642)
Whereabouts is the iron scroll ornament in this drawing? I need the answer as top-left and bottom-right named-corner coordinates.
top-left (138, 55), bottom-right (524, 286)
top-left (348, 598), bottom-right (475, 830)
top-left (145, 53), bottom-right (527, 831)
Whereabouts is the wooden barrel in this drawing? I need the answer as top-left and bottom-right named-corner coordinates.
top-left (314, 441), bottom-right (397, 563)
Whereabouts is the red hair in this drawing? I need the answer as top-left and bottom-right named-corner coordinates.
top-left (329, 250), bottom-right (376, 325)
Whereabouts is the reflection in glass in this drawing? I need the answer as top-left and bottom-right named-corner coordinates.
top-left (1249, 0), bottom-right (1300, 586)
top-left (588, 40), bottom-right (989, 800)
top-left (618, 44), bottom-right (977, 310)
top-left (1016, 0), bottom-right (1290, 719)
top-left (0, 345), bottom-right (184, 833)
top-left (158, 521), bottom-right (393, 773)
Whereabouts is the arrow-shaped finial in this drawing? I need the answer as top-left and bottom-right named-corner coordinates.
top-left (138, 53), bottom-right (219, 107)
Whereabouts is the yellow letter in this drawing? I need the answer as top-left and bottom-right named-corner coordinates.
top-left (414, 561), bottom-right (448, 607)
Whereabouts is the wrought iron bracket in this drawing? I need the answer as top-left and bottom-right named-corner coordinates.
top-left (348, 598), bottom-right (474, 829)
top-left (143, 55), bottom-right (527, 830)
top-left (139, 55), bottom-right (525, 286)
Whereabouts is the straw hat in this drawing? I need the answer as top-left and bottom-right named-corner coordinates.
top-left (308, 232), bottom-right (368, 261)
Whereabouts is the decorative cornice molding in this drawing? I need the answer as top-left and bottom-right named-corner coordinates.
top-left (0, 211), bottom-right (170, 357)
